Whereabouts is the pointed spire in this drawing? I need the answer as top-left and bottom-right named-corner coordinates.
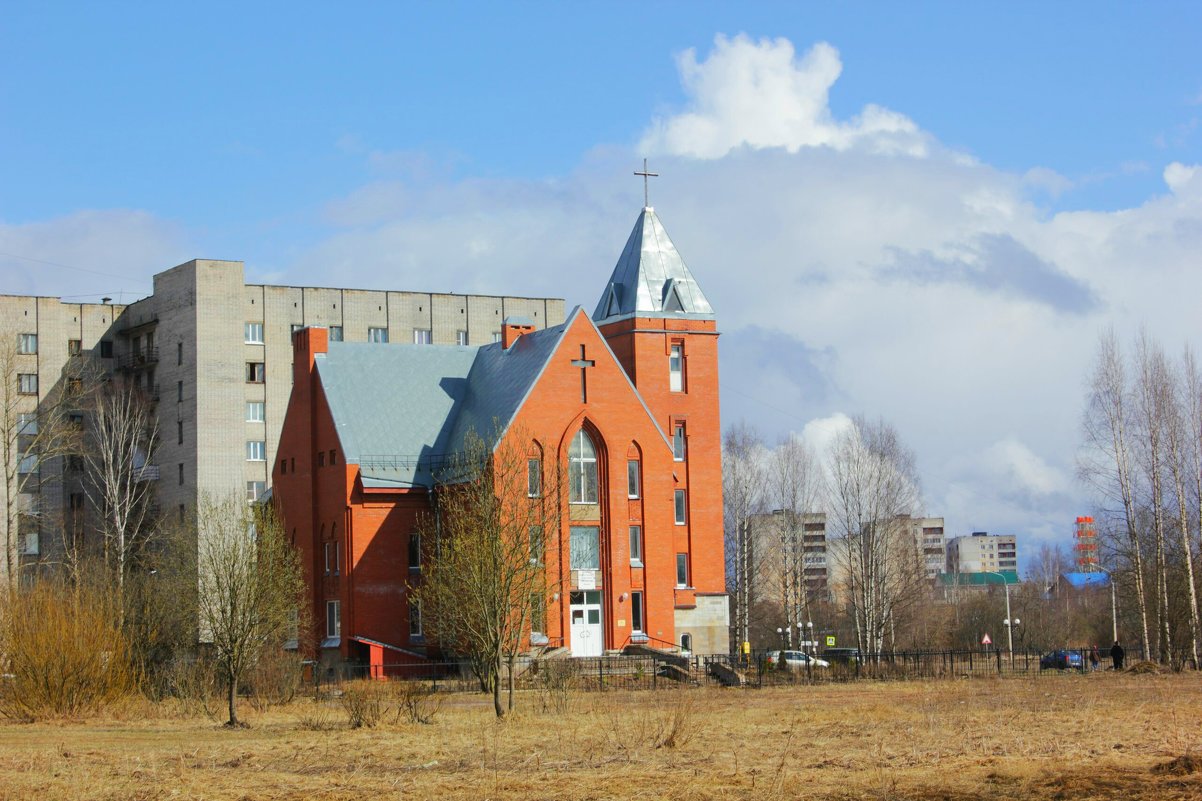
top-left (593, 207), bottom-right (715, 323)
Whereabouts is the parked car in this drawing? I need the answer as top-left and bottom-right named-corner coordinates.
top-left (821, 647), bottom-right (862, 666)
top-left (765, 650), bottom-right (830, 669)
top-left (1039, 650), bottom-right (1084, 671)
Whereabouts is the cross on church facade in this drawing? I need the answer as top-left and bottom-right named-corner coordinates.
top-left (571, 344), bottom-right (595, 403)
top-left (634, 158), bottom-right (658, 208)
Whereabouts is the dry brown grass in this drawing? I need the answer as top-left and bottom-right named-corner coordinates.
top-left (0, 673), bottom-right (1199, 800)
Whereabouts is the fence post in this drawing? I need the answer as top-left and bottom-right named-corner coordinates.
top-left (599, 657), bottom-right (604, 691)
top-left (653, 658), bottom-right (658, 690)
top-left (996, 648), bottom-right (1002, 674)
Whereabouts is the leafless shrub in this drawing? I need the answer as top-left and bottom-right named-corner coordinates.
top-left (600, 687), bottom-right (700, 754)
top-left (247, 649), bottom-right (304, 711)
top-left (0, 579), bottom-right (137, 720)
top-left (340, 680), bottom-right (388, 728)
top-left (160, 657), bottom-right (220, 720)
top-left (394, 680), bottom-right (442, 725)
top-left (296, 698), bottom-right (338, 731)
top-left (533, 659), bottom-right (578, 715)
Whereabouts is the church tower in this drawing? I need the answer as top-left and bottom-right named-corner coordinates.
top-left (594, 203), bottom-right (726, 650)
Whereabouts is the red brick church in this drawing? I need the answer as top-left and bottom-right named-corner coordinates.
top-left (272, 205), bottom-right (727, 671)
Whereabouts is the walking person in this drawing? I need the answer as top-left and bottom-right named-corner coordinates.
top-left (1089, 645), bottom-right (1100, 672)
top-left (1110, 640), bottom-right (1125, 671)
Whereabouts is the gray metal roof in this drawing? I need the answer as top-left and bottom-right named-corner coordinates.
top-left (315, 342), bottom-right (479, 488)
top-left (593, 207), bottom-right (715, 323)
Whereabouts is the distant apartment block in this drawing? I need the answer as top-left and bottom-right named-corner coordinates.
top-left (1, 258), bottom-right (564, 572)
top-left (945, 531), bottom-right (1018, 576)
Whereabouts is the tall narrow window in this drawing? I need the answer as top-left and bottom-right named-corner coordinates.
top-left (178, 463), bottom-right (184, 485)
top-left (177, 380), bottom-right (183, 402)
top-left (99, 340), bottom-right (113, 358)
top-left (529, 525), bottom-right (544, 562)
top-left (246, 401), bottom-right (265, 422)
top-left (368, 327), bottom-right (388, 343)
top-left (176, 342), bottom-right (183, 365)
top-left (676, 553), bottom-right (689, 587)
top-left (630, 591), bottom-right (645, 633)
top-left (569, 429), bottom-right (598, 504)
top-left (629, 525), bottom-right (643, 565)
top-left (246, 481), bottom-right (265, 502)
top-left (456, 330), bottom-right (468, 346)
top-left (17, 333), bottom-right (37, 354)
top-left (17, 374), bottom-right (37, 395)
top-left (674, 489), bottom-right (687, 525)
top-left (627, 459), bottom-right (640, 498)
top-left (246, 441), bottom-right (266, 461)
top-left (326, 600), bottom-right (341, 638)
top-left (669, 344), bottom-right (684, 392)
top-left (527, 458), bottom-right (541, 497)
top-left (328, 325), bottom-right (343, 342)
top-left (244, 322), bottom-right (264, 344)
top-left (673, 424), bottom-right (686, 461)
top-left (177, 420), bottom-right (184, 445)
top-left (530, 593), bottom-right (546, 635)
top-left (245, 362), bottom-right (265, 383)
top-left (68, 339), bottom-right (82, 356)
top-left (412, 328), bottom-right (432, 345)
top-left (409, 599), bottom-right (422, 638)
top-left (324, 541), bottom-right (331, 574)
top-left (408, 532), bottom-right (421, 570)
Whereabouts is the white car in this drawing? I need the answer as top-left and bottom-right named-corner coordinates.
top-left (765, 650), bottom-right (829, 669)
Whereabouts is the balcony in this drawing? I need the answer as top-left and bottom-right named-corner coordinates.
top-left (117, 347), bottom-right (159, 372)
top-left (135, 464), bottom-right (160, 482)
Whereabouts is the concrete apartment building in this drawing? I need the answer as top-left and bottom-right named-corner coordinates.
top-left (1, 258), bottom-right (564, 571)
top-left (945, 531), bottom-right (1018, 576)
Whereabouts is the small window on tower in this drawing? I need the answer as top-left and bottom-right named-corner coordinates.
top-left (669, 344), bottom-right (684, 392)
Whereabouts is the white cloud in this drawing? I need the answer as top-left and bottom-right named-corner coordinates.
top-left (1164, 161), bottom-right (1201, 196)
top-left (639, 35), bottom-right (927, 159)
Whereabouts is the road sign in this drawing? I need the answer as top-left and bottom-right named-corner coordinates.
top-left (981, 633), bottom-right (992, 645)
top-left (825, 635), bottom-right (836, 647)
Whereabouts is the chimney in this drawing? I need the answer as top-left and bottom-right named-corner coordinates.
top-left (501, 316), bottom-right (535, 349)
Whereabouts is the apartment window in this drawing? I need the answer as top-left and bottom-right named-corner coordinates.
top-left (246, 362), bottom-right (265, 383)
top-left (669, 344), bottom-right (684, 392)
top-left (368, 327), bottom-right (388, 343)
top-left (178, 463), bottom-right (184, 485)
top-left (17, 374), bottom-right (37, 395)
top-left (627, 460), bottom-right (640, 498)
top-left (99, 340), bottom-right (113, 358)
top-left (629, 525), bottom-right (643, 565)
top-left (20, 530), bottom-right (39, 556)
top-left (569, 429), bottom-right (598, 504)
top-left (674, 489), bottom-right (687, 525)
top-left (412, 328), bottom-right (432, 345)
top-left (176, 420), bottom-right (184, 445)
top-left (409, 599), bottom-right (422, 638)
top-left (246, 481), bottom-right (265, 502)
top-left (177, 380), bottom-right (183, 402)
top-left (68, 339), bottom-right (82, 356)
top-left (530, 593), bottom-right (546, 635)
top-left (67, 412), bottom-right (83, 429)
top-left (246, 440), bottom-right (266, 461)
top-left (673, 424), bottom-right (686, 461)
top-left (492, 332), bottom-right (502, 343)
top-left (17, 413), bottom-right (37, 435)
top-left (17, 454), bottom-right (37, 474)
top-left (527, 458), bottom-right (541, 497)
top-left (408, 532), bottom-right (421, 570)
top-left (244, 322), bottom-right (264, 344)
top-left (17, 333), bottom-right (37, 354)
top-left (326, 600), bottom-right (341, 639)
top-left (569, 525), bottom-right (600, 570)
top-left (66, 377), bottom-right (82, 396)
top-left (176, 342), bottom-right (183, 365)
top-left (329, 449), bottom-right (337, 465)
top-left (246, 401), bottom-right (265, 422)
top-left (280, 459), bottom-right (287, 475)
top-left (290, 324), bottom-right (304, 335)
top-left (328, 326), bottom-right (343, 342)
top-left (456, 330), bottom-right (468, 346)
top-left (529, 525), bottom-right (543, 562)
top-left (676, 553), bottom-right (689, 587)
top-left (317, 451), bottom-right (326, 467)
top-left (630, 591), bottom-right (645, 633)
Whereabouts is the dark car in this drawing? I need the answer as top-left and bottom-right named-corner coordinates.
top-left (821, 647), bottom-right (861, 665)
top-left (1039, 650), bottom-right (1084, 671)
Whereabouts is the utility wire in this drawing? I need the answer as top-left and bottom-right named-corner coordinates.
top-left (0, 250), bottom-right (149, 283)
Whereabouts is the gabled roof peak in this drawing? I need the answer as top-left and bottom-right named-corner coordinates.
top-left (592, 207), bottom-right (715, 324)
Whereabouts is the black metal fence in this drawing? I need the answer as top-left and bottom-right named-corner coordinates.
top-left (317, 645), bottom-right (1146, 695)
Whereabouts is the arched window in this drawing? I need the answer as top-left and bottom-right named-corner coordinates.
top-left (569, 428), bottom-right (598, 504)
top-left (680, 633), bottom-right (693, 654)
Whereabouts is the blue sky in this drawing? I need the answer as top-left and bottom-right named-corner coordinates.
top-left (3, 3), bottom-right (1202, 562)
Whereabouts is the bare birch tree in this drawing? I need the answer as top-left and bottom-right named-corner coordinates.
top-left (81, 374), bottom-right (161, 613)
top-left (196, 494), bottom-right (304, 728)
top-left (722, 423), bottom-right (766, 654)
top-left (825, 416), bottom-right (922, 655)
top-left (767, 433), bottom-right (821, 645)
top-left (412, 426), bottom-right (562, 718)
top-left (1163, 349), bottom-right (1200, 667)
top-left (1080, 331), bottom-right (1150, 653)
top-left (1133, 333), bottom-right (1172, 662)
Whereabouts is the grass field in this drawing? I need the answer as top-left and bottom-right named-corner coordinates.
top-left (0, 673), bottom-right (1199, 800)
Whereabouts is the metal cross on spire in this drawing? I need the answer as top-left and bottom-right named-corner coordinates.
top-left (634, 158), bottom-right (658, 208)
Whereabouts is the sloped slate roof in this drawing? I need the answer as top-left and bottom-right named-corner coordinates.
top-left (315, 322), bottom-right (569, 489)
top-left (593, 207), bottom-right (715, 323)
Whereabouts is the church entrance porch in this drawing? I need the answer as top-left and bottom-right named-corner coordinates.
top-left (569, 590), bottom-right (604, 656)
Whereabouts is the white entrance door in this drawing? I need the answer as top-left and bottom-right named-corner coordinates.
top-left (569, 590), bottom-right (603, 657)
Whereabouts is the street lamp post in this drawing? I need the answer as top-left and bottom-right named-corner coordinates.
top-left (798, 620), bottom-right (814, 657)
top-left (984, 571), bottom-right (1015, 661)
top-left (1094, 565), bottom-right (1119, 643)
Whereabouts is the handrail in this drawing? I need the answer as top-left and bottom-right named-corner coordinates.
top-left (619, 633), bottom-right (681, 653)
